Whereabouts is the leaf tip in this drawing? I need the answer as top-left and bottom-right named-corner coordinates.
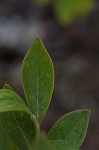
top-left (83, 109), bottom-right (91, 115)
top-left (34, 36), bottom-right (42, 44)
top-left (3, 83), bottom-right (9, 89)
top-left (78, 109), bottom-right (91, 119)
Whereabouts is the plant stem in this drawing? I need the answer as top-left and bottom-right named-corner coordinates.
top-left (31, 115), bottom-right (40, 138)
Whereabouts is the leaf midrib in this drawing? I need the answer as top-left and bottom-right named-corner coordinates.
top-left (65, 112), bottom-right (87, 141)
top-left (12, 112), bottom-right (31, 150)
top-left (50, 112), bottom-right (87, 147)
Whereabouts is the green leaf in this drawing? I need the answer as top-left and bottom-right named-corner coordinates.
top-left (0, 89), bottom-right (30, 114)
top-left (49, 140), bottom-right (79, 150)
top-left (34, 135), bottom-right (56, 150)
top-left (0, 111), bottom-right (36, 150)
top-left (54, 0), bottom-right (93, 24)
top-left (48, 110), bottom-right (91, 149)
top-left (0, 84), bottom-right (36, 150)
top-left (22, 37), bottom-right (54, 124)
top-left (0, 120), bottom-right (16, 150)
top-left (3, 83), bottom-right (14, 90)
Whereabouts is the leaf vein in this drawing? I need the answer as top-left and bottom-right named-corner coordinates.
top-left (12, 112), bottom-right (31, 150)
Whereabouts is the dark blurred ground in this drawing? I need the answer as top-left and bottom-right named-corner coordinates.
top-left (0, 0), bottom-right (99, 149)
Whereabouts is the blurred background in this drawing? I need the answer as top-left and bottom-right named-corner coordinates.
top-left (0, 0), bottom-right (99, 149)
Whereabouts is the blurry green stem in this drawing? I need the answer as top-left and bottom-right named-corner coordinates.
top-left (31, 115), bottom-right (40, 138)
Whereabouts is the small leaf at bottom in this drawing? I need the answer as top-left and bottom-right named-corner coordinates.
top-left (48, 109), bottom-right (91, 149)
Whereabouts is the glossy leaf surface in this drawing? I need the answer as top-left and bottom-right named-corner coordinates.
top-left (22, 37), bottom-right (54, 124)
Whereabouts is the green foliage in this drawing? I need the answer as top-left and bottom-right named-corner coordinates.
top-left (0, 89), bottom-right (29, 113)
top-left (48, 110), bottom-right (90, 149)
top-left (0, 37), bottom-right (91, 150)
top-left (35, 0), bottom-right (94, 24)
top-left (34, 135), bottom-right (55, 150)
top-left (54, 0), bottom-right (93, 24)
top-left (0, 84), bottom-right (36, 150)
top-left (1, 111), bottom-right (36, 150)
top-left (0, 120), bottom-right (16, 150)
top-left (22, 37), bottom-right (54, 124)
